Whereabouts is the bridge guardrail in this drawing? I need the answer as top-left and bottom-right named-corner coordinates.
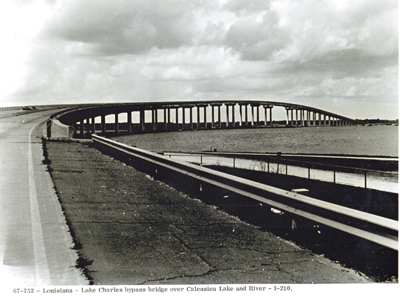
top-left (92, 134), bottom-right (398, 251)
top-left (162, 152), bottom-right (398, 192)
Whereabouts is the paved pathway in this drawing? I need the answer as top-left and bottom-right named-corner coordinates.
top-left (0, 109), bottom-right (87, 286)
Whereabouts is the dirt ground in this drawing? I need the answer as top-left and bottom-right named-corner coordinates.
top-left (46, 140), bottom-right (371, 285)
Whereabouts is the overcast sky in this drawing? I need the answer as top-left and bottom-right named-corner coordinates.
top-left (0, 0), bottom-right (397, 119)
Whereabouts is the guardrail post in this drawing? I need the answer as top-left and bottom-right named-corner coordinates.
top-left (365, 171), bottom-right (367, 188)
top-left (308, 167), bottom-right (310, 179)
top-left (233, 157), bottom-right (236, 168)
top-left (333, 171), bottom-right (336, 184)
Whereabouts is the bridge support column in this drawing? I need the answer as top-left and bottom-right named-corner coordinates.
top-left (269, 106), bottom-right (273, 127)
top-left (197, 106), bottom-right (200, 129)
top-left (307, 111), bottom-right (310, 127)
top-left (73, 121), bottom-right (77, 136)
top-left (91, 117), bottom-right (95, 134)
top-left (79, 120), bottom-right (84, 136)
top-left (290, 109), bottom-right (294, 126)
top-left (232, 105), bottom-right (236, 127)
top-left (190, 107), bottom-right (194, 130)
top-left (164, 108), bottom-right (168, 131)
top-left (210, 106), bottom-right (214, 129)
top-left (101, 114), bottom-right (106, 134)
top-left (238, 105), bottom-right (243, 126)
top-left (217, 105), bottom-right (221, 128)
top-left (152, 109), bottom-right (157, 131)
top-left (182, 107), bottom-right (186, 130)
top-left (127, 111), bottom-right (132, 134)
top-left (114, 113), bottom-right (119, 134)
top-left (140, 109), bottom-right (145, 132)
top-left (226, 104), bottom-right (230, 128)
top-left (300, 110), bottom-right (304, 127)
top-left (244, 104), bottom-right (248, 126)
top-left (175, 107), bottom-right (179, 130)
top-left (204, 106), bottom-right (208, 129)
top-left (250, 105), bottom-right (256, 126)
top-left (85, 118), bottom-right (90, 136)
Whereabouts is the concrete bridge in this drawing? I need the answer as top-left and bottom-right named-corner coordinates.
top-left (50, 100), bottom-right (358, 138)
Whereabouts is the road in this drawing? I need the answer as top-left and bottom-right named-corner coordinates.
top-left (0, 108), bottom-right (87, 286)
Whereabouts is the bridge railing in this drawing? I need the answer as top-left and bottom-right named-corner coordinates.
top-left (161, 152), bottom-right (398, 193)
top-left (91, 134), bottom-right (398, 251)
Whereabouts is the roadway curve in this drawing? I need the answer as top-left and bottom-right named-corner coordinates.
top-left (0, 108), bottom-right (87, 285)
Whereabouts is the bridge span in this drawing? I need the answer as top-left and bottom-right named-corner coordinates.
top-left (50, 100), bottom-right (358, 138)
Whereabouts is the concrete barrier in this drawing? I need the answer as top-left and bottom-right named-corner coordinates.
top-left (49, 119), bottom-right (74, 138)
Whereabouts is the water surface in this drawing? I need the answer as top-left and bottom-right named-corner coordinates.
top-left (113, 125), bottom-right (398, 157)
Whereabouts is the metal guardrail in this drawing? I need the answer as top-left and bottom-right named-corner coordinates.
top-left (92, 134), bottom-right (398, 250)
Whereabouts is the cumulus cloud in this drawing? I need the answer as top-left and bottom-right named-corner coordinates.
top-left (43, 0), bottom-right (199, 55)
top-left (2, 0), bottom-right (398, 119)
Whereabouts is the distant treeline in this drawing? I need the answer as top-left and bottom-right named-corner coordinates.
top-left (357, 119), bottom-right (399, 125)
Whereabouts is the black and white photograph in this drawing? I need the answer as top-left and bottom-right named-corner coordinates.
top-left (0, 0), bottom-right (398, 295)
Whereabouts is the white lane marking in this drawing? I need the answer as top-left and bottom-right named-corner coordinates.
top-left (28, 121), bottom-right (51, 285)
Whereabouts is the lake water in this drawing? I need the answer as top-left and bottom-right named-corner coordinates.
top-left (113, 125), bottom-right (398, 157)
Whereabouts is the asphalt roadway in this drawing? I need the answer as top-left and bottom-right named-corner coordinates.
top-left (0, 108), bottom-right (375, 287)
top-left (0, 108), bottom-right (87, 286)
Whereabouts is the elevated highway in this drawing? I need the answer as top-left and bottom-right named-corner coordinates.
top-left (46, 100), bottom-right (359, 138)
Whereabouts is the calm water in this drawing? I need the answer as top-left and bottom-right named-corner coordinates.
top-left (113, 125), bottom-right (398, 157)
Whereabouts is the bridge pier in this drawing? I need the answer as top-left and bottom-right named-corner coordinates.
top-left (90, 117), bottom-right (94, 134)
top-left (169, 108), bottom-right (173, 128)
top-left (114, 113), bottom-right (119, 134)
top-left (175, 107), bottom-right (179, 130)
top-left (204, 106), bottom-right (208, 129)
top-left (218, 105), bottom-right (222, 128)
top-left (127, 111), bottom-right (132, 134)
top-left (182, 107), bottom-right (186, 130)
top-left (229, 104), bottom-right (236, 128)
top-left (244, 104), bottom-right (249, 127)
top-left (190, 106), bottom-right (194, 130)
top-left (164, 108), bottom-right (168, 131)
top-left (225, 104), bottom-right (230, 128)
top-left (300, 110), bottom-right (304, 127)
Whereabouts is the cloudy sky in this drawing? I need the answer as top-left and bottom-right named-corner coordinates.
top-left (0, 0), bottom-right (397, 119)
